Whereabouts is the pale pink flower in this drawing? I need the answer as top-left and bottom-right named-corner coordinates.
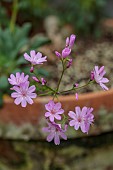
top-left (45, 100), bottom-right (64, 122)
top-left (11, 81), bottom-right (37, 107)
top-left (8, 72), bottom-right (29, 86)
top-left (24, 50), bottom-right (47, 65)
top-left (92, 66), bottom-right (109, 90)
top-left (42, 121), bottom-right (67, 145)
top-left (68, 106), bottom-right (94, 133)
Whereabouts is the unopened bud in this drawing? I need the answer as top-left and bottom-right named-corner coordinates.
top-left (75, 93), bottom-right (78, 100)
top-left (90, 71), bottom-right (94, 80)
top-left (74, 83), bottom-right (79, 88)
top-left (30, 66), bottom-right (34, 73)
top-left (67, 58), bottom-right (73, 68)
top-left (62, 47), bottom-right (71, 58)
top-left (66, 37), bottom-right (69, 47)
top-left (32, 76), bottom-right (40, 83)
top-left (41, 78), bottom-right (47, 85)
top-left (69, 34), bottom-right (76, 48)
top-left (55, 51), bottom-right (61, 58)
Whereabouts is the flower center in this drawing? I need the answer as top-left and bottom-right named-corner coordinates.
top-left (78, 117), bottom-right (82, 123)
top-left (51, 109), bottom-right (55, 114)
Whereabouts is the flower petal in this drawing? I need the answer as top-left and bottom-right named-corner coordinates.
top-left (45, 112), bottom-right (51, 117)
top-left (21, 99), bottom-right (27, 107)
top-left (14, 97), bottom-right (22, 105)
top-left (47, 132), bottom-right (55, 142)
top-left (68, 111), bottom-right (76, 119)
top-left (54, 133), bottom-right (60, 145)
top-left (69, 120), bottom-right (76, 126)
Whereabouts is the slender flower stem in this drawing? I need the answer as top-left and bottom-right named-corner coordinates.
top-left (38, 91), bottom-right (53, 96)
top-left (10, 0), bottom-right (18, 32)
top-left (45, 84), bottom-right (56, 93)
top-left (33, 70), bottom-right (55, 93)
top-left (59, 80), bottom-right (95, 95)
top-left (56, 59), bottom-right (66, 92)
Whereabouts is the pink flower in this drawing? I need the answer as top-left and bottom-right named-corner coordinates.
top-left (24, 50), bottom-right (47, 65)
top-left (8, 72), bottom-right (29, 86)
top-left (42, 121), bottom-right (67, 145)
top-left (45, 100), bottom-right (64, 122)
top-left (92, 66), bottom-right (109, 90)
top-left (11, 81), bottom-right (37, 107)
top-left (68, 106), bottom-right (94, 133)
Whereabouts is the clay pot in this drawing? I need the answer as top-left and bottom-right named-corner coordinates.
top-left (0, 89), bottom-right (113, 125)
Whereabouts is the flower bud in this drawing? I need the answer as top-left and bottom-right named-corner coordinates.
top-left (67, 58), bottom-right (73, 68)
top-left (62, 47), bottom-right (71, 58)
top-left (55, 51), bottom-right (61, 58)
top-left (41, 78), bottom-right (47, 85)
top-left (69, 34), bottom-right (76, 48)
top-left (75, 93), bottom-right (78, 100)
top-left (74, 83), bottom-right (79, 88)
top-left (30, 66), bottom-right (34, 73)
top-left (32, 76), bottom-right (40, 83)
top-left (90, 71), bottom-right (94, 80)
top-left (66, 37), bottom-right (69, 47)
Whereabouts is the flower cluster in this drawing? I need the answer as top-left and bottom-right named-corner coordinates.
top-left (8, 72), bottom-right (37, 107)
top-left (8, 34), bottom-right (109, 145)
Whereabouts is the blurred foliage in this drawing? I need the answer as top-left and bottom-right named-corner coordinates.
top-left (17, 0), bottom-right (107, 37)
top-left (18, 0), bottom-right (49, 18)
top-left (1, 0), bottom-right (107, 37)
top-left (58, 0), bottom-right (107, 37)
top-left (0, 22), bottom-right (50, 106)
top-left (0, 2), bottom-right (9, 27)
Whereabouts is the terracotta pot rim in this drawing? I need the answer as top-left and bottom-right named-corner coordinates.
top-left (3, 88), bottom-right (113, 103)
